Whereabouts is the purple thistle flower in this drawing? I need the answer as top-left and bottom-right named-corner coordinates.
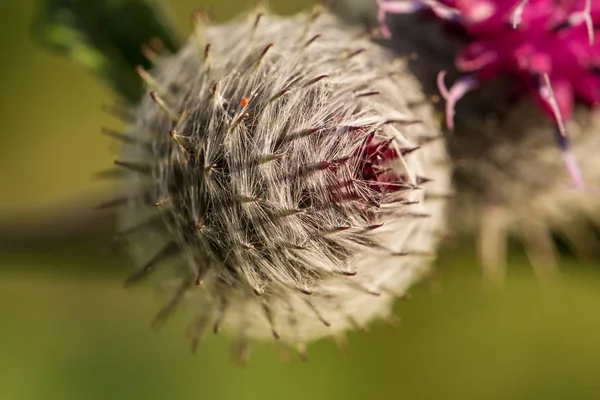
top-left (377, 0), bottom-right (599, 189)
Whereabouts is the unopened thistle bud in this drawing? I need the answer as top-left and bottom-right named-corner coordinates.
top-left (104, 10), bottom-right (450, 360)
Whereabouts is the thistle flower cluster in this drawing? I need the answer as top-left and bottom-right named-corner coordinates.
top-left (328, 0), bottom-right (600, 280)
top-left (107, 10), bottom-right (450, 360)
top-left (377, 0), bottom-right (600, 188)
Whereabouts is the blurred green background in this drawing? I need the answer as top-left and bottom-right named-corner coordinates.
top-left (1, 0), bottom-right (600, 399)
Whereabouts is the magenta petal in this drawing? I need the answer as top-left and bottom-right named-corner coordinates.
top-left (437, 70), bottom-right (450, 99)
top-left (567, 0), bottom-right (595, 45)
top-left (561, 150), bottom-right (589, 190)
top-left (427, 1), bottom-right (461, 21)
top-left (377, 0), bottom-right (426, 13)
top-left (510, 0), bottom-right (529, 28)
top-left (537, 76), bottom-right (574, 130)
top-left (382, 0), bottom-right (600, 193)
top-left (456, 41), bottom-right (498, 72)
top-left (439, 74), bottom-right (478, 131)
top-left (574, 77), bottom-right (600, 105)
top-left (558, 136), bottom-right (597, 193)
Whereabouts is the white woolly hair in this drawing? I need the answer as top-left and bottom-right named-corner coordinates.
top-left (450, 99), bottom-right (600, 280)
top-left (114, 10), bottom-right (450, 359)
top-left (335, 0), bottom-right (600, 282)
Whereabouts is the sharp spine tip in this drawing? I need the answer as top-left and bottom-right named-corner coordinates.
top-left (400, 146), bottom-right (420, 156)
top-left (114, 160), bottom-right (151, 174)
top-left (305, 74), bottom-right (329, 86)
top-left (356, 91), bottom-right (380, 98)
top-left (303, 34), bottom-right (321, 48)
top-left (123, 241), bottom-right (178, 287)
top-left (94, 197), bottom-right (127, 210)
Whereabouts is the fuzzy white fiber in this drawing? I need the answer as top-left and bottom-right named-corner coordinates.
top-left (115, 10), bottom-right (450, 357)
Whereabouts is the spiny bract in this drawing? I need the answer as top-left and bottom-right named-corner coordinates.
top-left (110, 9), bottom-right (450, 360)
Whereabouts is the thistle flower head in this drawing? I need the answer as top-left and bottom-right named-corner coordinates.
top-left (377, 0), bottom-right (600, 188)
top-left (106, 10), bottom-right (450, 361)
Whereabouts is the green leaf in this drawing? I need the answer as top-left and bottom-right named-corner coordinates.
top-left (31, 0), bottom-right (182, 103)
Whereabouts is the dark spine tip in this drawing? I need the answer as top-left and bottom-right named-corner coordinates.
top-left (356, 91), bottom-right (380, 98)
top-left (346, 48), bottom-right (366, 59)
top-left (101, 104), bottom-right (134, 122)
top-left (101, 127), bottom-right (141, 145)
top-left (123, 241), bottom-right (178, 287)
top-left (114, 160), bottom-right (151, 174)
top-left (383, 118), bottom-right (423, 126)
top-left (253, 13), bottom-right (263, 29)
top-left (305, 74), bottom-right (329, 86)
top-left (400, 146), bottom-right (420, 156)
top-left (303, 34), bottom-right (321, 47)
top-left (257, 43), bottom-right (274, 63)
top-left (94, 197), bottom-right (127, 210)
top-left (363, 223), bottom-right (384, 231)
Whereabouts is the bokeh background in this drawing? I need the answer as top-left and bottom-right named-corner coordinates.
top-left (1, 0), bottom-right (600, 399)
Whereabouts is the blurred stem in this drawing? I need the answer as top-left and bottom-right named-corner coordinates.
top-left (31, 0), bottom-right (181, 103)
top-left (0, 192), bottom-right (115, 249)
